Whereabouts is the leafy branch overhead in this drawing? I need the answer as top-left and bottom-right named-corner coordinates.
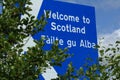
top-left (0, 0), bottom-right (70, 79)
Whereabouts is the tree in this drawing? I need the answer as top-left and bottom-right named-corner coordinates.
top-left (57, 40), bottom-right (120, 80)
top-left (1, 0), bottom-right (120, 80)
top-left (74, 40), bottom-right (120, 80)
top-left (0, 0), bottom-right (69, 79)
top-left (97, 40), bottom-right (120, 80)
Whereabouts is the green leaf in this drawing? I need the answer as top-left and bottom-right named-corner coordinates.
top-left (99, 50), bottom-right (104, 56)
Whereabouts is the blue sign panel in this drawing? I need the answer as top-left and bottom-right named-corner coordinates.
top-left (33, 0), bottom-right (98, 78)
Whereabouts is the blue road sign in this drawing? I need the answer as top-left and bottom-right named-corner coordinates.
top-left (32, 0), bottom-right (98, 79)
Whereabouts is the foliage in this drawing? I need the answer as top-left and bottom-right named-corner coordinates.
top-left (0, 0), bottom-right (120, 80)
top-left (0, 0), bottom-right (69, 79)
top-left (55, 40), bottom-right (120, 80)
top-left (97, 40), bottom-right (120, 80)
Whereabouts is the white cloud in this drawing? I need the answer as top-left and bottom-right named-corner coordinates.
top-left (98, 29), bottom-right (120, 46)
top-left (98, 29), bottom-right (120, 58)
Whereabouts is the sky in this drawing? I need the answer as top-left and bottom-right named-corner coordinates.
top-left (57, 0), bottom-right (120, 44)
